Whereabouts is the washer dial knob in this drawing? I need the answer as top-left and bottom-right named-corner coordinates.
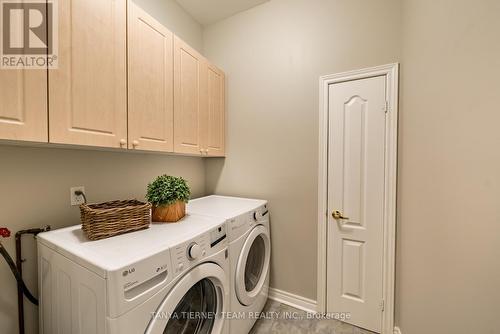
top-left (188, 243), bottom-right (202, 260)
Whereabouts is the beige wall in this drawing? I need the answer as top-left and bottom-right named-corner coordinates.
top-left (203, 0), bottom-right (401, 300)
top-left (0, 1), bottom-right (204, 333)
top-left (396, 0), bottom-right (500, 333)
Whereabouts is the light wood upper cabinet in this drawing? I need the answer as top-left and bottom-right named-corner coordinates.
top-left (0, 1), bottom-right (226, 157)
top-left (0, 69), bottom-right (47, 142)
top-left (49, 0), bottom-right (127, 148)
top-left (204, 64), bottom-right (225, 157)
top-left (128, 2), bottom-right (174, 152)
top-left (173, 37), bottom-right (226, 157)
top-left (173, 36), bottom-right (205, 155)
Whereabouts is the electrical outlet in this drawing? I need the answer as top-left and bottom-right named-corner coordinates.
top-left (70, 186), bottom-right (86, 206)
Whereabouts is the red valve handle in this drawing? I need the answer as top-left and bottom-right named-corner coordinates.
top-left (0, 227), bottom-right (11, 238)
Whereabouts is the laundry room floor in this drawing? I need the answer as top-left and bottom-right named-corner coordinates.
top-left (249, 300), bottom-right (377, 334)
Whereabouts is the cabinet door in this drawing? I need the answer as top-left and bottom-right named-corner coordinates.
top-left (49, 0), bottom-right (127, 148)
top-left (128, 2), bottom-right (173, 152)
top-left (0, 70), bottom-right (47, 142)
top-left (173, 36), bottom-right (204, 155)
top-left (205, 64), bottom-right (225, 157)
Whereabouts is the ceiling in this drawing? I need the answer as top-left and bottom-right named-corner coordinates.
top-left (175, 0), bottom-right (269, 26)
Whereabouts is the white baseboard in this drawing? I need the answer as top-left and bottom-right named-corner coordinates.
top-left (268, 288), bottom-right (399, 334)
top-left (268, 287), bottom-right (317, 314)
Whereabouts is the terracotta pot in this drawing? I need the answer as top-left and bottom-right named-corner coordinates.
top-left (152, 201), bottom-right (186, 223)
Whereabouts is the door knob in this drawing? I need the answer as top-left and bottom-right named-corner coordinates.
top-left (132, 140), bottom-right (139, 147)
top-left (119, 139), bottom-right (126, 147)
top-left (332, 210), bottom-right (349, 220)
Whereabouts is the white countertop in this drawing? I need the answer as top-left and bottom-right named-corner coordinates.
top-left (37, 213), bottom-right (225, 276)
top-left (187, 195), bottom-right (267, 219)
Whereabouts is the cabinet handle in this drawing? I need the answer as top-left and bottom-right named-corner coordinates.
top-left (132, 140), bottom-right (139, 148)
top-left (119, 139), bottom-right (127, 147)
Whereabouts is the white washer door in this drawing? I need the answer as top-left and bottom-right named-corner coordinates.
top-left (235, 225), bottom-right (271, 306)
top-left (146, 263), bottom-right (227, 334)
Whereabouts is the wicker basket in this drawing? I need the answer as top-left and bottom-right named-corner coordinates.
top-left (80, 200), bottom-right (151, 240)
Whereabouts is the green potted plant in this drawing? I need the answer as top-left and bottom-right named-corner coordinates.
top-left (146, 175), bottom-right (191, 223)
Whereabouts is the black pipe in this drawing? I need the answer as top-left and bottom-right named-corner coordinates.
top-left (7, 226), bottom-right (50, 334)
top-left (13, 226), bottom-right (50, 334)
top-left (0, 243), bottom-right (39, 305)
top-left (15, 233), bottom-right (24, 334)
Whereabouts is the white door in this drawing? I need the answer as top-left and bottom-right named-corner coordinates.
top-left (327, 75), bottom-right (387, 333)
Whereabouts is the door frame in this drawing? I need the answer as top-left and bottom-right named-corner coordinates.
top-left (317, 63), bottom-right (399, 334)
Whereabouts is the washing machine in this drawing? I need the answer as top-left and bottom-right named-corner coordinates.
top-left (37, 214), bottom-right (230, 334)
top-left (187, 196), bottom-right (271, 334)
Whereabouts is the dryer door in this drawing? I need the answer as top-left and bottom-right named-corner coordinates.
top-left (235, 225), bottom-right (271, 306)
top-left (146, 263), bottom-right (227, 334)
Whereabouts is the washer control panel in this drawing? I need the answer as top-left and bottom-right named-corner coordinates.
top-left (170, 223), bottom-right (227, 277)
top-left (210, 224), bottom-right (227, 248)
top-left (253, 204), bottom-right (269, 222)
top-left (187, 243), bottom-right (202, 260)
top-left (228, 204), bottom-right (269, 241)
